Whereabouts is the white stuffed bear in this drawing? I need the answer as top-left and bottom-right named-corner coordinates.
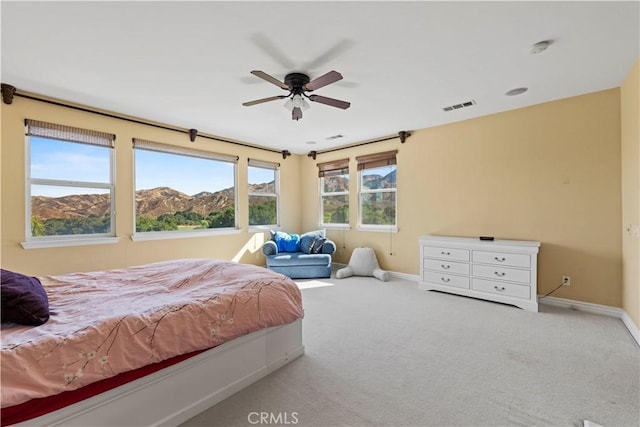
top-left (336, 247), bottom-right (389, 282)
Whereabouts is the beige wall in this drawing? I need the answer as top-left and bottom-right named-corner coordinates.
top-left (0, 97), bottom-right (302, 275)
top-left (621, 59), bottom-right (640, 329)
top-left (1, 87), bottom-right (628, 310)
top-left (302, 89), bottom-right (623, 307)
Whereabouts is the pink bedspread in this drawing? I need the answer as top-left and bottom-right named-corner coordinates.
top-left (1, 259), bottom-right (303, 407)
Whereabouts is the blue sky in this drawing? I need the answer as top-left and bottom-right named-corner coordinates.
top-left (135, 149), bottom-right (235, 195)
top-left (30, 137), bottom-right (273, 198)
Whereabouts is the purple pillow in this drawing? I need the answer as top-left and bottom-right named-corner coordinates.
top-left (1, 269), bottom-right (50, 325)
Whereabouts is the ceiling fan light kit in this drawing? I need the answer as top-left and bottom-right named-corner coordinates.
top-left (243, 70), bottom-right (351, 121)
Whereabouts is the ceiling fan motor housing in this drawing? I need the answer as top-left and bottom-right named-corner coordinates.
top-left (285, 73), bottom-right (311, 92)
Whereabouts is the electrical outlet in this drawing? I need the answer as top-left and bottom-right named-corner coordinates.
top-left (562, 276), bottom-right (571, 286)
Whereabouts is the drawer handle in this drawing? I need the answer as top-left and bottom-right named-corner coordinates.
top-left (494, 271), bottom-right (506, 277)
top-left (441, 251), bottom-right (451, 256)
top-left (441, 277), bottom-right (450, 283)
top-left (494, 257), bottom-right (506, 262)
top-left (441, 264), bottom-right (450, 269)
top-left (494, 286), bottom-right (506, 291)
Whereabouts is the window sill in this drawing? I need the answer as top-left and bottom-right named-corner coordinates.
top-left (248, 225), bottom-right (280, 233)
top-left (356, 225), bottom-right (398, 233)
top-left (21, 236), bottom-right (120, 250)
top-left (131, 228), bottom-right (241, 242)
top-left (319, 224), bottom-right (351, 230)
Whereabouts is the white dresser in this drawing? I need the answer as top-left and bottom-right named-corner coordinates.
top-left (418, 235), bottom-right (541, 312)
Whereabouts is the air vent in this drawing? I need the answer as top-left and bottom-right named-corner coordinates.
top-left (326, 134), bottom-right (344, 140)
top-left (443, 100), bottom-right (476, 112)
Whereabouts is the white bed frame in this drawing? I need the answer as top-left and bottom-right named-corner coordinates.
top-left (17, 319), bottom-right (304, 427)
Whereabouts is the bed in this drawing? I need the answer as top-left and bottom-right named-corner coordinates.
top-left (1, 258), bottom-right (305, 426)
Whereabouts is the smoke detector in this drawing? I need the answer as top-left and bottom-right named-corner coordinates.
top-left (530, 40), bottom-right (551, 55)
top-left (506, 87), bottom-right (528, 96)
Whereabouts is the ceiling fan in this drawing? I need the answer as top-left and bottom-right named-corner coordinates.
top-left (242, 70), bottom-right (351, 121)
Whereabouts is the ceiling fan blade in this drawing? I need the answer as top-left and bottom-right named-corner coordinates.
top-left (292, 107), bottom-right (303, 121)
top-left (302, 39), bottom-right (355, 70)
top-left (250, 33), bottom-right (295, 69)
top-left (308, 94), bottom-right (351, 110)
top-left (250, 70), bottom-right (289, 90)
top-left (304, 70), bottom-right (343, 91)
top-left (242, 95), bottom-right (287, 106)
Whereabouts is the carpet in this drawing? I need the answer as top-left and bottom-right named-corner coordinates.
top-left (181, 275), bottom-right (639, 426)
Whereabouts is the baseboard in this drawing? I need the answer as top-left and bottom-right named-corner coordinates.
top-left (388, 270), bottom-right (420, 282)
top-left (621, 310), bottom-right (640, 346)
top-left (539, 296), bottom-right (639, 346)
top-left (539, 295), bottom-right (623, 317)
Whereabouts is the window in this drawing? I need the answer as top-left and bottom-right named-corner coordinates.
top-left (133, 139), bottom-right (238, 235)
top-left (25, 120), bottom-right (115, 241)
top-left (357, 150), bottom-right (397, 229)
top-left (248, 159), bottom-right (279, 227)
top-left (318, 158), bottom-right (349, 227)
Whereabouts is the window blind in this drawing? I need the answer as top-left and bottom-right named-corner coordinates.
top-left (356, 150), bottom-right (397, 171)
top-left (25, 119), bottom-right (115, 148)
top-left (317, 158), bottom-right (349, 178)
top-left (132, 139), bottom-right (238, 163)
top-left (248, 159), bottom-right (279, 169)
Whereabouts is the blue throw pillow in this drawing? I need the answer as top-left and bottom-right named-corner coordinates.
top-left (299, 230), bottom-right (326, 254)
top-left (272, 231), bottom-right (301, 253)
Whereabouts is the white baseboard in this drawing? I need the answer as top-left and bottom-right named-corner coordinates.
top-left (621, 310), bottom-right (640, 346)
top-left (539, 295), bottom-right (623, 317)
top-left (388, 271), bottom-right (420, 282)
top-left (539, 295), bottom-right (639, 346)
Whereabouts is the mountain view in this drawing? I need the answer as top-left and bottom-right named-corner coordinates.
top-left (322, 170), bottom-right (396, 225)
top-left (31, 182), bottom-right (277, 236)
top-left (31, 168), bottom-right (395, 236)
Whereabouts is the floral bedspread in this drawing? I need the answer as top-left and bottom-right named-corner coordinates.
top-left (1, 259), bottom-right (303, 407)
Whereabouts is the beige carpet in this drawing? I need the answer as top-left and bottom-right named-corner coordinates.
top-left (181, 275), bottom-right (639, 426)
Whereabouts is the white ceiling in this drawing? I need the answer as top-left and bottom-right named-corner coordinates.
top-left (2, 1), bottom-right (638, 154)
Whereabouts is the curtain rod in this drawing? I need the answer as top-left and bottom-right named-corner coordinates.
top-left (306, 130), bottom-right (411, 160)
top-left (1, 83), bottom-right (291, 158)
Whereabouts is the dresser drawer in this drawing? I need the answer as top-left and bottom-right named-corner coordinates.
top-left (424, 258), bottom-right (470, 275)
top-left (472, 278), bottom-right (530, 299)
top-left (472, 264), bottom-right (531, 284)
top-left (423, 246), bottom-right (470, 262)
top-left (423, 271), bottom-right (470, 289)
top-left (473, 250), bottom-right (530, 268)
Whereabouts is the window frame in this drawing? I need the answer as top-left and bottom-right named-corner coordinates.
top-left (319, 174), bottom-right (350, 229)
top-left (22, 121), bottom-right (118, 249)
top-left (317, 158), bottom-right (350, 229)
top-left (132, 139), bottom-right (239, 241)
top-left (356, 151), bottom-right (398, 232)
top-left (247, 159), bottom-right (280, 230)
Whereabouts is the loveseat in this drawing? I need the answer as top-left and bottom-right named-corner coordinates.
top-left (262, 230), bottom-right (336, 279)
